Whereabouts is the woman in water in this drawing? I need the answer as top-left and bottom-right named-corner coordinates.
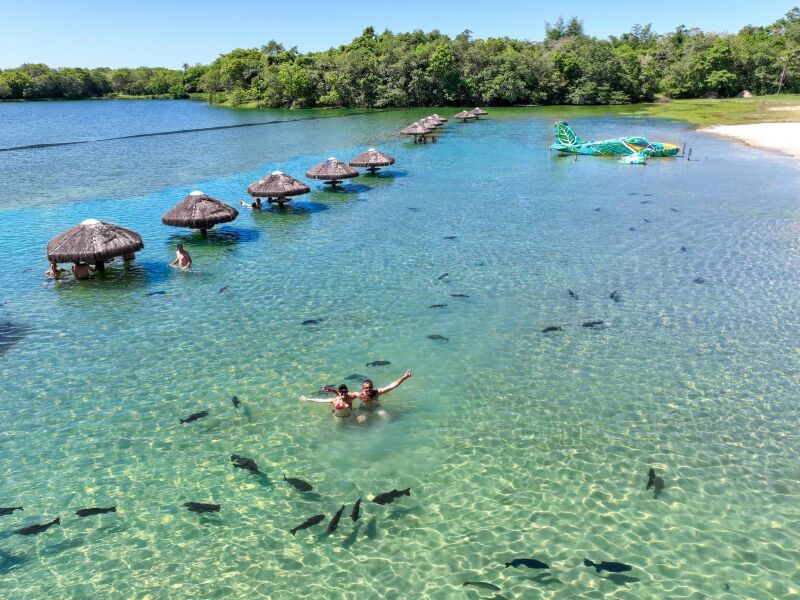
top-left (300, 384), bottom-right (354, 418)
top-left (299, 371), bottom-right (411, 419)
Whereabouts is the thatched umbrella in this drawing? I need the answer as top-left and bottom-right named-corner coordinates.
top-left (421, 116), bottom-right (443, 128)
top-left (349, 148), bottom-right (396, 174)
top-left (162, 190), bottom-right (238, 236)
top-left (47, 218), bottom-right (144, 271)
top-left (306, 157), bottom-right (359, 187)
top-left (431, 113), bottom-right (447, 122)
top-left (454, 111), bottom-right (477, 122)
top-left (468, 107), bottom-right (488, 119)
top-left (401, 122), bottom-right (432, 143)
top-left (247, 170), bottom-right (310, 206)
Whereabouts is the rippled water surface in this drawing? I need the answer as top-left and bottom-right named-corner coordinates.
top-left (1, 100), bottom-right (800, 599)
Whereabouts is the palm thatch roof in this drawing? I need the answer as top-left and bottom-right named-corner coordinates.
top-left (468, 107), bottom-right (488, 117)
top-left (306, 157), bottom-right (359, 181)
top-left (420, 117), bottom-right (442, 128)
top-left (454, 111), bottom-right (477, 121)
top-left (162, 191), bottom-right (238, 230)
top-left (401, 122), bottom-right (432, 135)
top-left (349, 148), bottom-right (395, 169)
top-left (247, 171), bottom-right (310, 199)
top-left (431, 113), bottom-right (448, 122)
top-left (47, 219), bottom-right (144, 264)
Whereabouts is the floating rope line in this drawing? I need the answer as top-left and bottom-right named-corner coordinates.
top-left (0, 109), bottom-right (395, 153)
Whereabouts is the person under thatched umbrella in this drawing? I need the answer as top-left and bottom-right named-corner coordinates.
top-left (306, 157), bottom-right (359, 187)
top-left (161, 190), bottom-right (238, 236)
top-left (401, 122), bottom-right (433, 144)
top-left (47, 218), bottom-right (144, 276)
top-left (349, 148), bottom-right (395, 174)
top-left (247, 170), bottom-right (311, 207)
top-left (454, 111), bottom-right (477, 122)
top-left (468, 107), bottom-right (488, 119)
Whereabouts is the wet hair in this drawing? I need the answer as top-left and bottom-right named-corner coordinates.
top-left (176, 243), bottom-right (184, 250)
top-left (362, 379), bottom-right (373, 387)
top-left (338, 384), bottom-right (349, 394)
top-left (361, 379), bottom-right (378, 398)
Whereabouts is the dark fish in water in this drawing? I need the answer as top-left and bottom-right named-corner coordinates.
top-left (76, 506), bottom-right (116, 517)
top-left (583, 558), bottom-right (632, 573)
top-left (366, 360), bottom-right (391, 367)
top-left (15, 517), bottom-right (60, 535)
top-left (231, 396), bottom-right (241, 409)
top-left (351, 498), bottom-right (362, 521)
top-left (327, 505), bottom-right (345, 534)
top-left (180, 411), bottom-right (209, 424)
top-left (146, 291), bottom-right (166, 297)
top-left (427, 335), bottom-right (449, 341)
top-left (429, 304), bottom-right (447, 308)
top-left (505, 558), bottom-right (549, 569)
top-left (218, 286), bottom-right (229, 293)
top-left (541, 326), bottom-right (562, 333)
top-left (371, 488), bottom-right (411, 505)
top-left (451, 294), bottom-right (470, 298)
top-left (643, 193), bottom-right (653, 197)
top-left (283, 473), bottom-right (313, 492)
top-left (643, 218), bottom-right (650, 223)
top-left (231, 455), bottom-right (262, 475)
top-left (647, 468), bottom-right (656, 490)
top-left (0, 506), bottom-right (23, 516)
top-left (437, 273), bottom-right (449, 280)
top-left (408, 207), bottom-right (420, 212)
top-left (290, 514), bottom-right (325, 536)
top-left (640, 200), bottom-right (649, 204)
top-left (671, 208), bottom-right (679, 212)
top-left (681, 246), bottom-right (688, 252)
top-left (443, 236), bottom-right (457, 240)
top-left (610, 290), bottom-right (622, 303)
top-left (568, 289), bottom-right (579, 300)
top-left (463, 581), bottom-right (501, 591)
top-left (648, 468), bottom-right (665, 496)
top-left (594, 207), bottom-right (601, 211)
top-left (628, 192), bottom-right (638, 196)
top-left (345, 373), bottom-right (368, 381)
top-left (629, 227), bottom-right (636, 231)
top-left (184, 502), bottom-right (220, 513)
top-left (582, 320), bottom-right (604, 327)
top-left (301, 319), bottom-right (319, 325)
top-left (693, 277), bottom-right (705, 284)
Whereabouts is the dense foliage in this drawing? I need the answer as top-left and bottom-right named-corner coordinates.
top-left (3, 9), bottom-right (800, 107)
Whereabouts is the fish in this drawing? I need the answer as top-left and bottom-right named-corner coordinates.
top-left (429, 304), bottom-right (447, 308)
top-left (218, 286), bottom-right (229, 293)
top-left (583, 558), bottom-right (632, 573)
top-left (371, 488), bottom-right (411, 505)
top-left (463, 581), bottom-right (501, 591)
top-left (327, 505), bottom-right (345, 534)
top-left (408, 207), bottom-right (420, 212)
top-left (582, 320), bottom-right (604, 327)
top-left (437, 273), bottom-right (449, 280)
top-left (594, 207), bottom-right (601, 211)
top-left (671, 208), bottom-right (679, 212)
top-left (443, 236), bottom-right (457, 240)
top-left (693, 277), bottom-right (705, 284)
top-left (146, 291), bottom-right (166, 297)
top-left (366, 360), bottom-right (391, 367)
top-left (231, 455), bottom-right (262, 475)
top-left (643, 218), bottom-right (650, 223)
top-left (629, 227), bottom-right (636, 231)
top-left (427, 335), bottom-right (449, 341)
top-left (283, 473), bottom-right (313, 492)
top-left (643, 193), bottom-right (653, 197)
top-left (345, 373), bottom-right (367, 381)
top-left (640, 200), bottom-right (650, 204)
top-left (231, 396), bottom-right (241, 409)
top-left (610, 290), bottom-right (622, 303)
top-left (568, 289), bottom-right (579, 300)
top-left (290, 514), bottom-right (325, 536)
top-left (301, 319), bottom-right (319, 325)
top-left (184, 502), bottom-right (220, 513)
top-left (681, 246), bottom-right (688, 252)
top-left (75, 506), bottom-right (116, 517)
top-left (451, 294), bottom-right (470, 298)
top-left (628, 192), bottom-right (638, 196)
top-left (505, 558), bottom-right (550, 569)
top-left (351, 498), bottom-right (362, 521)
top-left (648, 469), bottom-right (665, 497)
top-left (646, 468), bottom-right (656, 490)
top-left (180, 411), bottom-right (209, 424)
top-left (15, 517), bottom-right (60, 536)
top-left (541, 326), bottom-right (562, 333)
top-left (0, 506), bottom-right (23, 516)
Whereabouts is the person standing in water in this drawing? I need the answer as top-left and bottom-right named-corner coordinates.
top-left (299, 370), bottom-right (412, 417)
top-left (356, 370), bottom-right (411, 410)
top-left (170, 243), bottom-right (192, 271)
top-left (300, 384), bottom-right (354, 418)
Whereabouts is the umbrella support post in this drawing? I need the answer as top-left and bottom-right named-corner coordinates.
top-left (94, 260), bottom-right (105, 272)
top-left (200, 228), bottom-right (208, 237)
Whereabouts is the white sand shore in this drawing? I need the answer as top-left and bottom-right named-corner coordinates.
top-left (701, 123), bottom-right (800, 159)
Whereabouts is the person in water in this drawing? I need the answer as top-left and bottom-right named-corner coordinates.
top-left (170, 243), bottom-right (192, 271)
top-left (45, 261), bottom-right (65, 280)
top-left (71, 261), bottom-right (91, 280)
top-left (356, 370), bottom-right (412, 410)
top-left (241, 197), bottom-right (262, 210)
top-left (301, 384), bottom-right (353, 418)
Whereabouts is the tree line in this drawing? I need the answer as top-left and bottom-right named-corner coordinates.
top-left (2, 9), bottom-right (799, 107)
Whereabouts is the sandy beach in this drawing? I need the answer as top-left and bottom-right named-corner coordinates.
top-left (702, 122), bottom-right (800, 158)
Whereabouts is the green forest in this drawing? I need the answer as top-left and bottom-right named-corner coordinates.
top-left (2, 9), bottom-right (800, 107)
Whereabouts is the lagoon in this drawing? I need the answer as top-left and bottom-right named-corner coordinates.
top-left (1, 100), bottom-right (799, 598)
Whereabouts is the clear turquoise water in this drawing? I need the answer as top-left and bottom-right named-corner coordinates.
top-left (1, 100), bottom-right (800, 599)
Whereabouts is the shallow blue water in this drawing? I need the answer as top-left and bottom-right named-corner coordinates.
top-left (1, 100), bottom-right (799, 599)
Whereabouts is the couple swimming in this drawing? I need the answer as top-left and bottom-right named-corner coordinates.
top-left (300, 370), bottom-right (411, 419)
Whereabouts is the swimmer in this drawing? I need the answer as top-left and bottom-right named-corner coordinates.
top-left (45, 261), bottom-right (65, 280)
top-left (356, 370), bottom-right (411, 410)
top-left (300, 384), bottom-right (354, 418)
top-left (241, 197), bottom-right (262, 210)
top-left (169, 243), bottom-right (192, 271)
